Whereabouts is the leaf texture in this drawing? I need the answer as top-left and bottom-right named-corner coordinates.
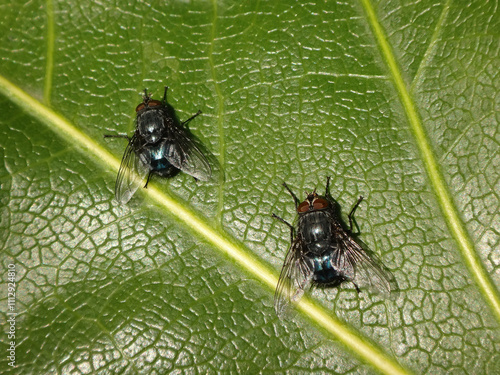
top-left (1, 0), bottom-right (499, 374)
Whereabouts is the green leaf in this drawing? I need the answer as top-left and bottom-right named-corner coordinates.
top-left (1, 0), bottom-right (499, 374)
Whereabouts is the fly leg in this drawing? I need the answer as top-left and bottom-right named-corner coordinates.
top-left (182, 110), bottom-right (202, 126)
top-left (144, 171), bottom-right (153, 188)
top-left (282, 182), bottom-right (300, 210)
top-left (351, 279), bottom-right (361, 293)
top-left (348, 196), bottom-right (364, 233)
top-left (272, 214), bottom-right (295, 243)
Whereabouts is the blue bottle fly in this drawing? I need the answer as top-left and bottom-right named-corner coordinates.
top-left (272, 177), bottom-right (393, 317)
top-left (105, 87), bottom-right (211, 203)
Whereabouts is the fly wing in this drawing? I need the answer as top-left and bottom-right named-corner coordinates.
top-left (332, 230), bottom-right (394, 297)
top-left (115, 135), bottom-right (149, 204)
top-left (163, 125), bottom-right (212, 181)
top-left (274, 237), bottom-right (313, 317)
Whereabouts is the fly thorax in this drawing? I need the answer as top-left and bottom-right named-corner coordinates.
top-left (137, 110), bottom-right (167, 144)
top-left (299, 211), bottom-right (335, 254)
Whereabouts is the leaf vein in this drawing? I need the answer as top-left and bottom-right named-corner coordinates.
top-left (359, 0), bottom-right (500, 323)
top-left (411, 0), bottom-right (451, 87)
top-left (209, 0), bottom-right (226, 226)
top-left (44, 0), bottom-right (55, 106)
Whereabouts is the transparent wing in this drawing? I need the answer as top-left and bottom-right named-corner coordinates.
top-left (274, 238), bottom-right (313, 318)
top-left (332, 230), bottom-right (394, 297)
top-left (164, 126), bottom-right (212, 181)
top-left (115, 135), bottom-right (149, 204)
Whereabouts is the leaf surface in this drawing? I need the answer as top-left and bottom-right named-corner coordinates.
top-left (1, 0), bottom-right (499, 374)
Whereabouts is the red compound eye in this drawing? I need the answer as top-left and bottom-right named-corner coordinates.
top-left (147, 100), bottom-right (162, 107)
top-left (136, 103), bottom-right (146, 112)
top-left (297, 201), bottom-right (309, 213)
top-left (313, 198), bottom-right (329, 210)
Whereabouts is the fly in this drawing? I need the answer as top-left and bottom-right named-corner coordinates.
top-left (104, 86), bottom-right (212, 203)
top-left (272, 177), bottom-right (394, 317)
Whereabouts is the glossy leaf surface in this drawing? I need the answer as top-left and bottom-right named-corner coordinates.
top-left (1, 1), bottom-right (499, 373)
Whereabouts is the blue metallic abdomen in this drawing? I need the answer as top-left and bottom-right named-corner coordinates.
top-left (309, 254), bottom-right (343, 284)
top-left (139, 142), bottom-right (178, 177)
